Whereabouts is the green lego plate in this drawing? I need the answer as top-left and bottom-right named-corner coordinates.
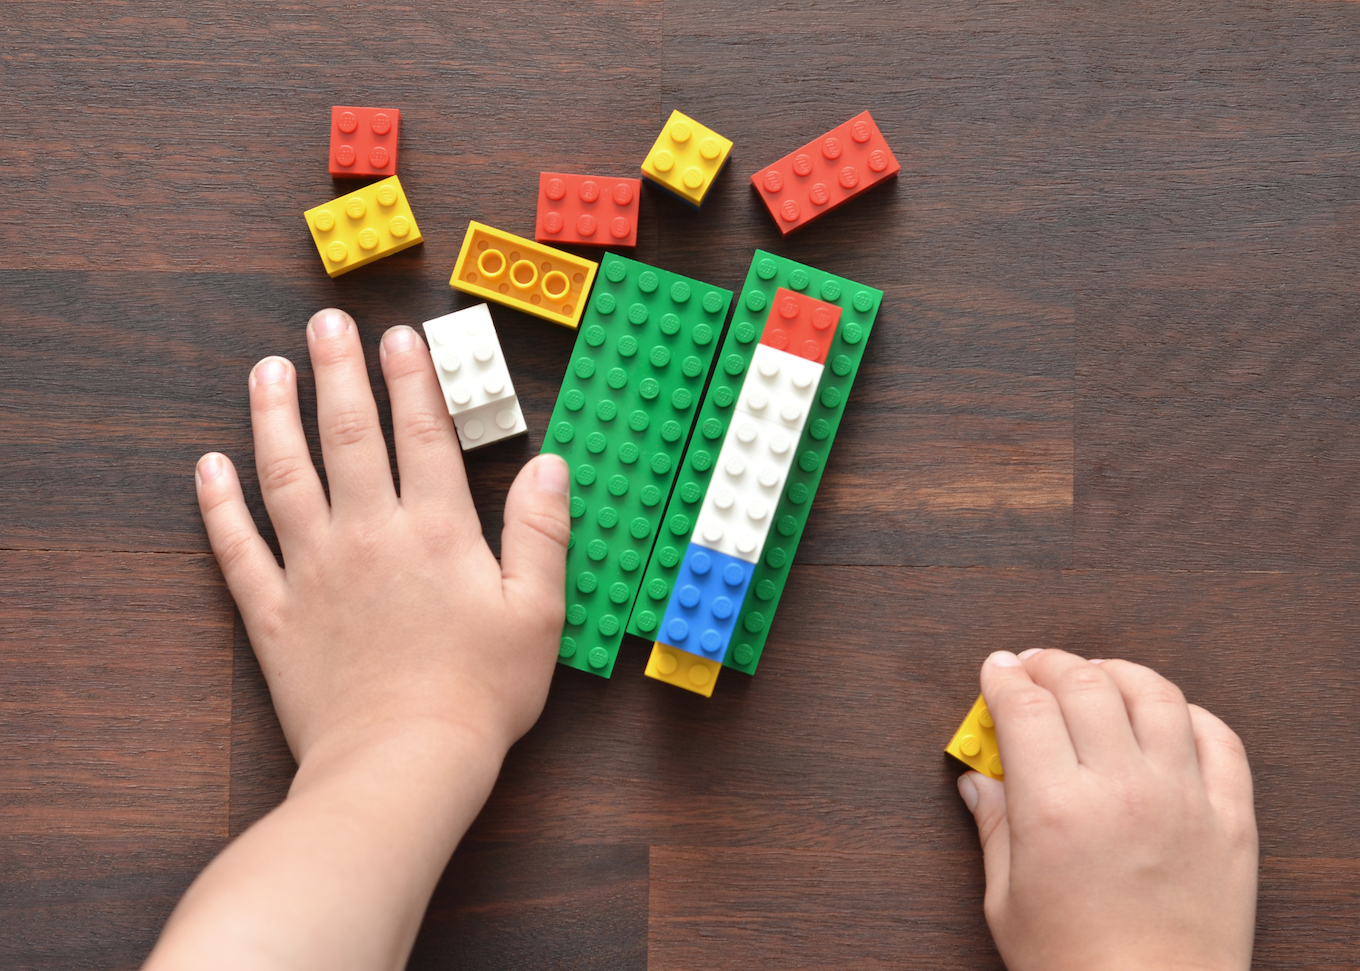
top-left (542, 253), bottom-right (733, 678)
top-left (624, 249), bottom-right (882, 675)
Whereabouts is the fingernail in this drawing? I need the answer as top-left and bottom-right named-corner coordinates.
top-left (1090, 658), bottom-right (1106, 665)
top-left (253, 357), bottom-right (288, 385)
top-left (987, 650), bottom-right (1022, 668)
top-left (196, 452), bottom-right (225, 485)
top-left (310, 308), bottom-right (351, 338)
top-left (957, 773), bottom-right (979, 812)
top-left (1018, 648), bottom-right (1044, 660)
top-left (535, 454), bottom-right (570, 495)
top-left (383, 325), bottom-right (417, 352)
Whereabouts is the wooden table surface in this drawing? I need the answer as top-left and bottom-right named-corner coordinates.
top-left (4, 1), bottom-right (1360, 967)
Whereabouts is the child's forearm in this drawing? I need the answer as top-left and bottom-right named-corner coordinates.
top-left (146, 723), bottom-right (504, 971)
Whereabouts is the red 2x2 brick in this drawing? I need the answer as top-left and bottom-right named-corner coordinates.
top-left (329, 106), bottom-right (400, 178)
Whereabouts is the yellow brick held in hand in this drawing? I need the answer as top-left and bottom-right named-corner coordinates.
top-left (945, 694), bottom-right (1003, 780)
top-left (641, 110), bottom-right (733, 207)
top-left (645, 642), bottom-right (721, 698)
top-left (303, 176), bottom-right (423, 278)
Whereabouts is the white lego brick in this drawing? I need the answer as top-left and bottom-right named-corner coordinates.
top-left (735, 342), bottom-right (823, 436)
top-left (423, 304), bottom-right (516, 415)
top-left (452, 398), bottom-right (527, 450)
top-left (690, 412), bottom-right (799, 563)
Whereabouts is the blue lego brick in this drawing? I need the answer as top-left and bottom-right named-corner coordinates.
top-left (655, 543), bottom-right (754, 663)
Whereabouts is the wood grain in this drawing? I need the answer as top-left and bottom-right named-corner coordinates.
top-left (4, 0), bottom-right (1360, 966)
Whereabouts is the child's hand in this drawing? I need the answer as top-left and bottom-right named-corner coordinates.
top-left (196, 308), bottom-right (570, 769)
top-left (149, 309), bottom-right (569, 970)
top-left (957, 649), bottom-right (1257, 971)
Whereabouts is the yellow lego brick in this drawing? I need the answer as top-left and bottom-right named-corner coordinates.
top-left (449, 221), bottom-right (598, 330)
top-left (945, 694), bottom-right (1004, 780)
top-left (644, 642), bottom-right (721, 698)
top-left (304, 176), bottom-right (423, 278)
top-left (641, 110), bottom-right (733, 207)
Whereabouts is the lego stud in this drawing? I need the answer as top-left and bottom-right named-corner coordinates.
top-left (337, 111), bottom-right (359, 133)
top-left (369, 146), bottom-right (389, 168)
top-left (371, 112), bottom-right (392, 135)
top-left (792, 154), bottom-right (813, 177)
top-left (700, 137), bottom-right (721, 160)
top-left (989, 755), bottom-right (1003, 776)
top-left (688, 664), bottom-right (712, 687)
top-left (700, 630), bottom-right (722, 654)
top-left (377, 184), bottom-right (397, 206)
top-left (758, 467), bottom-right (779, 488)
top-left (389, 216), bottom-right (410, 237)
top-left (822, 136), bottom-right (843, 160)
top-left (746, 389), bottom-right (769, 412)
top-left (579, 180), bottom-right (600, 202)
top-left (451, 386), bottom-right (472, 407)
top-left (655, 648), bottom-right (679, 676)
top-left (682, 167), bottom-right (704, 189)
top-left (722, 564), bottom-right (745, 586)
top-left (763, 170), bottom-right (783, 193)
top-left (326, 240), bottom-right (348, 263)
top-left (792, 370), bottom-right (814, 390)
top-left (711, 596), bottom-right (733, 620)
top-left (474, 343), bottom-right (494, 364)
top-left (652, 150), bottom-right (675, 173)
top-left (577, 214), bottom-right (597, 236)
top-left (735, 534), bottom-right (758, 557)
top-left (691, 551), bottom-right (712, 575)
top-left (345, 197), bottom-right (367, 219)
top-left (713, 488), bottom-right (734, 511)
top-left (313, 209), bottom-right (335, 232)
top-left (812, 307), bottom-right (836, 330)
top-left (735, 423), bottom-right (756, 445)
top-left (701, 523), bottom-right (724, 544)
top-left (960, 735), bottom-right (982, 757)
top-left (769, 434), bottom-right (791, 455)
top-left (725, 455), bottom-right (748, 476)
top-left (484, 375), bottom-right (505, 396)
top-left (839, 166), bottom-right (859, 189)
top-left (463, 418), bottom-right (485, 441)
top-left (438, 349), bottom-right (461, 373)
top-left (759, 356), bottom-right (781, 377)
top-left (356, 228), bottom-right (378, 251)
top-left (335, 144), bottom-right (356, 167)
top-left (612, 182), bottom-right (634, 205)
top-left (610, 217), bottom-right (630, 239)
top-left (495, 408), bottom-right (518, 430)
top-left (542, 211), bottom-right (563, 234)
top-left (746, 500), bottom-right (769, 522)
top-left (545, 178), bottom-right (566, 200)
top-left (542, 270), bottom-right (570, 301)
top-left (670, 121), bottom-right (692, 143)
top-left (779, 402), bottom-right (803, 423)
top-left (800, 340), bottom-right (822, 361)
top-left (779, 199), bottom-right (801, 223)
top-left (809, 183), bottom-right (830, 206)
top-left (852, 119), bottom-right (872, 142)
top-left (869, 150), bottom-right (890, 173)
top-left (666, 619), bottom-right (690, 641)
top-left (978, 706), bottom-right (994, 729)
top-left (779, 296), bottom-right (799, 319)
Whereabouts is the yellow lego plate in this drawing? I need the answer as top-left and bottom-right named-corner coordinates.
top-left (641, 110), bottom-right (733, 207)
top-left (645, 642), bottom-right (721, 698)
top-left (449, 222), bottom-right (598, 330)
top-left (304, 175), bottom-right (423, 278)
top-left (945, 694), bottom-right (1004, 780)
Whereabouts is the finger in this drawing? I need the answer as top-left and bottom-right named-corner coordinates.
top-left (1096, 659), bottom-right (1198, 770)
top-left (980, 651), bottom-right (1078, 795)
top-left (306, 308), bottom-right (396, 517)
top-left (378, 325), bottom-right (475, 522)
top-left (1188, 704), bottom-right (1257, 841)
top-left (1025, 648), bottom-right (1142, 769)
top-left (957, 771), bottom-right (1010, 922)
top-left (248, 355), bottom-right (328, 555)
top-left (196, 452), bottom-right (285, 618)
top-left (499, 454), bottom-right (570, 639)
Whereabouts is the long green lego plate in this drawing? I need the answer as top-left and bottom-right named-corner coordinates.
top-left (626, 251), bottom-right (882, 677)
top-left (542, 253), bottom-right (733, 678)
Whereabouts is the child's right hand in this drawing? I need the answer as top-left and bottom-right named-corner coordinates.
top-left (957, 649), bottom-right (1258, 971)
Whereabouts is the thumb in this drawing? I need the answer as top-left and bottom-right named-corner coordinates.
top-left (500, 454), bottom-right (571, 623)
top-left (958, 771), bottom-right (1011, 915)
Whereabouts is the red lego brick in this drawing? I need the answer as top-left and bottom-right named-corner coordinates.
top-left (329, 106), bottom-right (401, 178)
top-left (750, 110), bottom-right (900, 235)
top-left (759, 288), bottom-right (842, 363)
top-left (535, 172), bottom-right (640, 247)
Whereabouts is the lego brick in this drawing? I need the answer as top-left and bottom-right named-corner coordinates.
top-left (945, 695), bottom-right (1004, 780)
top-left (760, 288), bottom-right (843, 364)
top-left (541, 254), bottom-right (733, 678)
top-left (644, 642), bottom-right (721, 698)
top-left (654, 544), bottom-right (754, 663)
top-left (329, 106), bottom-right (401, 178)
top-left (536, 173), bottom-right (641, 248)
top-left (751, 110), bottom-right (900, 235)
top-left (724, 258), bottom-right (881, 676)
top-left (449, 222), bottom-right (599, 330)
top-left (421, 304), bottom-right (527, 451)
top-left (736, 343), bottom-right (823, 437)
top-left (690, 412), bottom-right (798, 564)
top-left (303, 176), bottom-right (423, 278)
top-left (640, 110), bottom-right (733, 208)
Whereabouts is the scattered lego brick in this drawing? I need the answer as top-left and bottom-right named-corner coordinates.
top-left (736, 343), bottom-right (823, 436)
top-left (653, 543), bottom-right (754, 663)
top-left (690, 412), bottom-right (798, 564)
top-left (421, 304), bottom-right (527, 450)
top-left (945, 695), bottom-right (1004, 780)
top-left (759, 288), bottom-right (842, 364)
top-left (449, 222), bottom-right (598, 330)
top-left (303, 175), bottom-right (423, 278)
top-left (641, 109), bottom-right (733, 208)
top-left (536, 173), bottom-right (641, 248)
top-left (644, 642), bottom-right (721, 698)
top-left (329, 106), bottom-right (401, 179)
top-left (751, 110), bottom-right (900, 235)
top-left (541, 254), bottom-right (733, 678)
